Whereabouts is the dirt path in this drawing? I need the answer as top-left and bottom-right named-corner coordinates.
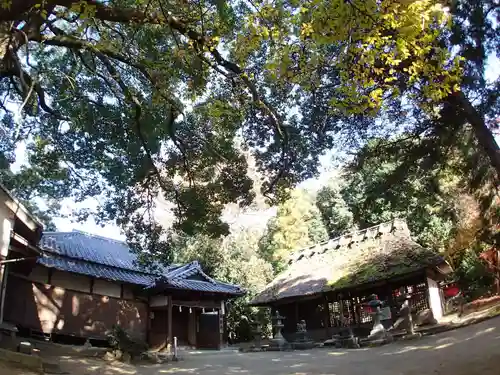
top-left (58, 316), bottom-right (500, 375)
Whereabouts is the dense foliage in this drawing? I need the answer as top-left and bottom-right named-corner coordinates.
top-left (258, 188), bottom-right (328, 271)
top-left (0, 0), bottom-right (498, 260)
top-left (172, 227), bottom-right (274, 342)
top-left (315, 131), bottom-right (498, 296)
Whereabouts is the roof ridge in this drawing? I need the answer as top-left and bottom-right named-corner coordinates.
top-left (41, 251), bottom-right (158, 276)
top-left (70, 229), bottom-right (126, 244)
top-left (288, 218), bottom-right (411, 263)
top-left (43, 230), bottom-right (126, 245)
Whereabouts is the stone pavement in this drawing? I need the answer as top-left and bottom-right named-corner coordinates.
top-left (57, 316), bottom-right (500, 375)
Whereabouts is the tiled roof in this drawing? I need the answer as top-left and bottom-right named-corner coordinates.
top-left (38, 231), bottom-right (244, 295)
top-left (251, 219), bottom-right (444, 305)
top-left (40, 232), bottom-right (143, 272)
top-left (38, 254), bottom-right (155, 286)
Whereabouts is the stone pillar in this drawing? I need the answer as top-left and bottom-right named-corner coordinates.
top-left (427, 277), bottom-right (443, 321)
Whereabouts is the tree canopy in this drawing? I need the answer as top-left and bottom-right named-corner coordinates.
top-left (259, 188), bottom-right (328, 270)
top-left (0, 0), bottom-right (498, 257)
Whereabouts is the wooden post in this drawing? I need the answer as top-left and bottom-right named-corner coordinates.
top-left (294, 301), bottom-right (299, 324)
top-left (146, 297), bottom-right (151, 346)
top-left (0, 264), bottom-right (8, 323)
top-left (218, 300), bottom-right (224, 349)
top-left (322, 297), bottom-right (330, 329)
top-left (167, 295), bottom-right (173, 349)
top-left (338, 293), bottom-right (344, 326)
top-left (496, 249), bottom-right (500, 295)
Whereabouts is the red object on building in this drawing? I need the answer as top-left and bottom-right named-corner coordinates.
top-left (443, 285), bottom-right (460, 298)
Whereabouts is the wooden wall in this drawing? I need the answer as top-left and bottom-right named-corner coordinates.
top-left (4, 267), bottom-right (147, 340)
top-left (149, 308), bottom-right (168, 349)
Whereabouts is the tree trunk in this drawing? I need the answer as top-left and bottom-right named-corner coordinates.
top-left (0, 22), bottom-right (11, 63)
top-left (450, 92), bottom-right (500, 179)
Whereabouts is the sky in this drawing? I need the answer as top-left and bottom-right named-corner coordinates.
top-left (8, 56), bottom-right (500, 241)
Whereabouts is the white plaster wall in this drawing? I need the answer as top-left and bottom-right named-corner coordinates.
top-left (427, 277), bottom-right (444, 320)
top-left (0, 202), bottom-right (14, 258)
top-left (150, 295), bottom-right (169, 307)
top-left (29, 265), bottom-right (50, 284)
top-left (0, 202), bottom-right (14, 323)
top-left (51, 270), bottom-right (91, 293)
top-left (93, 279), bottom-right (121, 298)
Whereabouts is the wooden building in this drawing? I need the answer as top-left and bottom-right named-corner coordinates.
top-left (0, 192), bottom-right (243, 349)
top-left (0, 183), bottom-right (44, 328)
top-left (250, 219), bottom-right (450, 341)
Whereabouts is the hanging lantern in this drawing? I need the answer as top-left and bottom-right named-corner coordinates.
top-left (189, 307), bottom-right (192, 314)
top-left (202, 308), bottom-right (205, 313)
top-left (179, 305), bottom-right (182, 312)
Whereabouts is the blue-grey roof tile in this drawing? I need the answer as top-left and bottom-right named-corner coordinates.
top-left (167, 279), bottom-right (244, 294)
top-left (40, 231), bottom-right (142, 271)
top-left (38, 231), bottom-right (244, 295)
top-left (38, 254), bottom-right (155, 286)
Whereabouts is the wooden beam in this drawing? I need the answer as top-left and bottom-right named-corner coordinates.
top-left (171, 299), bottom-right (220, 309)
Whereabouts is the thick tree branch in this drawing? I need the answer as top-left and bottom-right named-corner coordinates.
top-left (449, 91), bottom-right (500, 180)
top-left (95, 52), bottom-right (190, 211)
top-left (1, 0), bottom-right (290, 198)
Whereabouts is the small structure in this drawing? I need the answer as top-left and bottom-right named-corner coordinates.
top-left (360, 295), bottom-right (392, 345)
top-left (267, 311), bottom-right (288, 350)
top-left (392, 289), bottom-right (417, 336)
top-left (290, 320), bottom-right (315, 349)
top-left (250, 321), bottom-right (262, 348)
top-left (250, 219), bottom-right (451, 343)
top-left (325, 312), bottom-right (360, 348)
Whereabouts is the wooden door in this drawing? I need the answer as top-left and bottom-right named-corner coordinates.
top-left (196, 312), bottom-right (219, 349)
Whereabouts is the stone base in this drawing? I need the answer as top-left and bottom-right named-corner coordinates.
top-left (361, 337), bottom-right (392, 347)
top-left (400, 333), bottom-right (422, 341)
top-left (239, 346), bottom-right (264, 353)
top-left (265, 344), bottom-right (292, 351)
top-left (0, 347), bottom-right (43, 373)
top-left (360, 331), bottom-right (393, 347)
top-left (266, 339), bottom-right (291, 351)
top-left (18, 342), bottom-right (33, 355)
top-left (290, 341), bottom-right (316, 350)
top-left (324, 335), bottom-right (360, 349)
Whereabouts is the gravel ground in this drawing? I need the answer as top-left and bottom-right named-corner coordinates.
top-left (54, 315), bottom-right (500, 375)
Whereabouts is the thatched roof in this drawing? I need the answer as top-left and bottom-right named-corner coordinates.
top-left (251, 219), bottom-right (444, 305)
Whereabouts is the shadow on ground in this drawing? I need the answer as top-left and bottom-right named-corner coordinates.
top-left (56, 316), bottom-right (500, 375)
